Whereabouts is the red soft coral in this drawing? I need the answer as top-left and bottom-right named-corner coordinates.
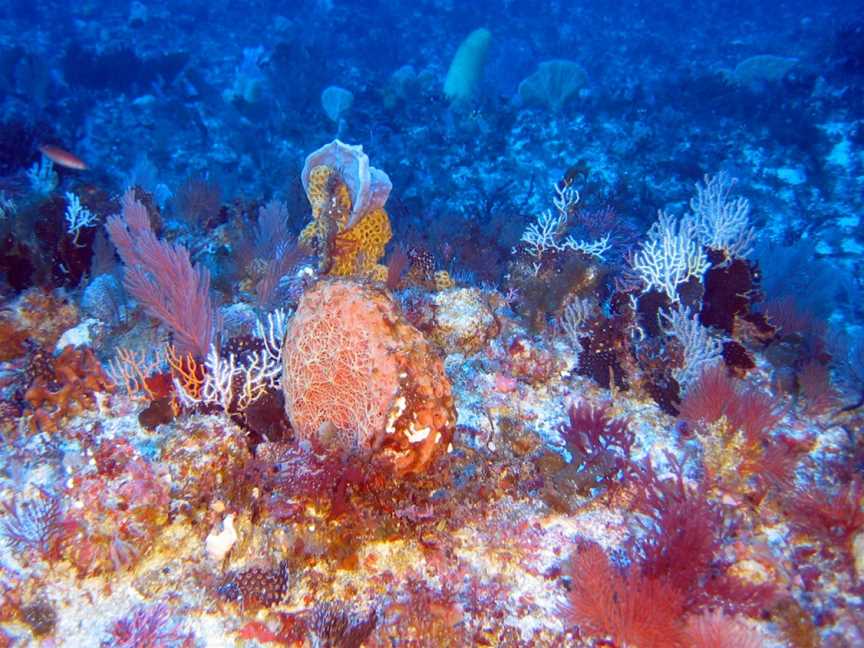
top-left (564, 542), bottom-right (686, 648)
top-left (630, 457), bottom-right (724, 610)
top-left (559, 401), bottom-right (634, 490)
top-left (678, 364), bottom-right (736, 425)
top-left (786, 477), bottom-right (864, 569)
top-left (724, 385), bottom-right (783, 443)
top-left (679, 365), bottom-right (783, 442)
top-left (684, 610), bottom-right (764, 648)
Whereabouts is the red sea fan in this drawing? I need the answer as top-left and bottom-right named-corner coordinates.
top-left (702, 572), bottom-right (776, 618)
top-left (679, 365), bottom-right (783, 442)
top-left (630, 457), bottom-right (724, 611)
top-left (748, 436), bottom-right (808, 496)
top-left (786, 477), bottom-right (864, 565)
top-left (796, 360), bottom-right (838, 415)
top-left (684, 610), bottom-right (764, 648)
top-left (724, 385), bottom-right (783, 443)
top-left (678, 364), bottom-right (736, 426)
top-left (564, 542), bottom-right (686, 648)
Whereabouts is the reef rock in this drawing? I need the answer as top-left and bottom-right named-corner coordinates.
top-left (429, 287), bottom-right (499, 355)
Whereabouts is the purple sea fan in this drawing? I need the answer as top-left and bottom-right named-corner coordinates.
top-left (1, 489), bottom-right (64, 560)
top-left (102, 602), bottom-right (194, 648)
top-left (106, 189), bottom-right (214, 357)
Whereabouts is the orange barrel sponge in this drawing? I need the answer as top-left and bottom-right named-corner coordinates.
top-left (281, 279), bottom-right (456, 476)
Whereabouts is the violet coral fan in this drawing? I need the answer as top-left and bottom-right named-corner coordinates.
top-left (106, 189), bottom-right (214, 357)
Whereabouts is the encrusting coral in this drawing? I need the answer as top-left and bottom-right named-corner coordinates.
top-left (298, 140), bottom-right (392, 278)
top-left (24, 345), bottom-right (114, 433)
top-left (281, 279), bottom-right (455, 475)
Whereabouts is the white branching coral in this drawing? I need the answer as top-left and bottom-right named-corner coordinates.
top-left (519, 181), bottom-right (610, 271)
top-left (175, 344), bottom-right (281, 413)
top-left (630, 210), bottom-right (709, 302)
top-left (690, 172), bottom-right (754, 259)
top-left (520, 206), bottom-right (569, 259)
top-left (64, 192), bottom-right (97, 245)
top-left (254, 307), bottom-right (290, 363)
top-left (552, 179), bottom-right (580, 216)
top-left (174, 308), bottom-right (289, 413)
top-left (660, 305), bottom-right (723, 387)
top-left (563, 233), bottom-right (611, 259)
top-left (27, 157), bottom-right (58, 195)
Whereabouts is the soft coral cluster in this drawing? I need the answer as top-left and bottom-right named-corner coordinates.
top-left (563, 457), bottom-right (774, 647)
top-left (677, 365), bottom-right (795, 502)
top-left (785, 477), bottom-right (864, 572)
top-left (558, 401), bottom-right (634, 494)
top-left (564, 541), bottom-right (687, 648)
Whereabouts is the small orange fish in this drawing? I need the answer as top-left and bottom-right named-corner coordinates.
top-left (39, 144), bottom-right (87, 171)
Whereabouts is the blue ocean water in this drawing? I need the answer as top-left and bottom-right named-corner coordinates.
top-left (0, 0), bottom-right (863, 645)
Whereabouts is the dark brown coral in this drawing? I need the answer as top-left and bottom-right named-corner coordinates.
top-left (217, 561), bottom-right (290, 611)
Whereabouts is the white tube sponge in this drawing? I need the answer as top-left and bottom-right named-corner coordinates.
top-left (205, 513), bottom-right (237, 562)
top-left (443, 27), bottom-right (491, 104)
top-left (301, 139), bottom-right (392, 229)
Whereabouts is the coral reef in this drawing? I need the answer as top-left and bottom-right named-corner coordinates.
top-left (63, 438), bottom-right (170, 575)
top-left (424, 286), bottom-right (500, 355)
top-left (0, 6), bottom-right (862, 642)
